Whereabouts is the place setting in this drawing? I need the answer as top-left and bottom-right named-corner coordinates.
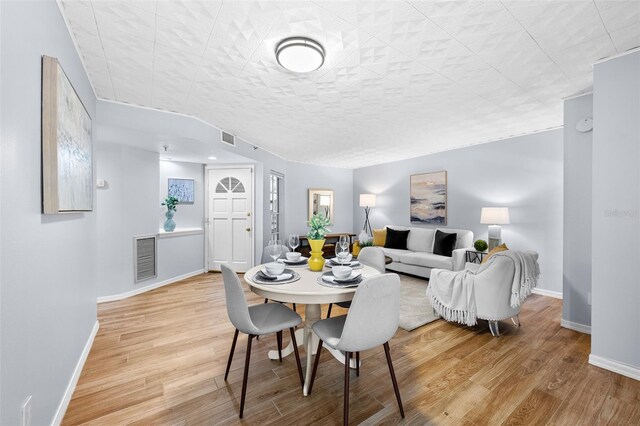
top-left (325, 235), bottom-right (361, 268)
top-left (251, 261), bottom-right (300, 285)
top-left (319, 236), bottom-right (363, 288)
top-left (275, 235), bottom-right (309, 267)
top-left (318, 265), bottom-right (363, 288)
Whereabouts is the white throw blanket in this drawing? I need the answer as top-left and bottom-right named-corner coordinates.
top-left (427, 269), bottom-right (477, 326)
top-left (427, 250), bottom-right (540, 326)
top-left (491, 250), bottom-right (540, 308)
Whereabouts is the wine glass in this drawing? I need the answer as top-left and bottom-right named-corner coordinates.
top-left (339, 235), bottom-right (350, 251)
top-left (268, 239), bottom-right (283, 263)
top-left (289, 234), bottom-right (300, 252)
top-left (335, 242), bottom-right (349, 265)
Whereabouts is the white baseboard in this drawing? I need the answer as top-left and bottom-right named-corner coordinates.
top-left (97, 269), bottom-right (205, 303)
top-left (561, 319), bottom-right (591, 334)
top-left (52, 320), bottom-right (99, 426)
top-left (589, 354), bottom-right (640, 381)
top-left (532, 288), bottom-right (563, 299)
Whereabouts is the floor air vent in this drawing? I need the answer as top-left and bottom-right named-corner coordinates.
top-left (221, 131), bottom-right (235, 146)
top-left (134, 235), bottom-right (157, 282)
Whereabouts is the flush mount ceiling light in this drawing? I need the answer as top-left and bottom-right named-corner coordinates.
top-left (276, 37), bottom-right (325, 73)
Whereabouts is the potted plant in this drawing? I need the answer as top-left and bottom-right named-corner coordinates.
top-left (307, 213), bottom-right (331, 271)
top-left (162, 196), bottom-right (179, 232)
top-left (474, 239), bottom-right (488, 252)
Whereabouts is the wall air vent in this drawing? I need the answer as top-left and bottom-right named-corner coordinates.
top-left (221, 131), bottom-right (236, 146)
top-left (134, 235), bottom-right (157, 282)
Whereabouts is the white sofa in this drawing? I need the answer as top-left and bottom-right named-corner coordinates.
top-left (379, 226), bottom-right (474, 279)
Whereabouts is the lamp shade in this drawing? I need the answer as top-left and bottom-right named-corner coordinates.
top-left (480, 207), bottom-right (510, 225)
top-left (359, 194), bottom-right (376, 207)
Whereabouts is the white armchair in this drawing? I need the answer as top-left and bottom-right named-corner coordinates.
top-left (429, 251), bottom-right (539, 337)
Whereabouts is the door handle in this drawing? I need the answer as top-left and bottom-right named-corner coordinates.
top-left (246, 227), bottom-right (251, 232)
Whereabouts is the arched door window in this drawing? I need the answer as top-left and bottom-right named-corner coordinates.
top-left (215, 177), bottom-right (245, 194)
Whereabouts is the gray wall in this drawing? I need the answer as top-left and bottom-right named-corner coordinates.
top-left (285, 161), bottom-right (354, 238)
top-left (1, 1), bottom-right (98, 424)
top-left (591, 52), bottom-right (640, 370)
top-left (563, 94), bottom-right (593, 328)
top-left (96, 144), bottom-right (205, 298)
top-left (353, 130), bottom-right (564, 293)
top-left (96, 143), bottom-right (160, 297)
top-left (159, 161), bottom-right (205, 229)
top-left (96, 100), bottom-right (288, 266)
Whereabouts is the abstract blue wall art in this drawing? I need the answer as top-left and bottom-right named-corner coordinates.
top-left (42, 55), bottom-right (93, 214)
top-left (410, 171), bottom-right (447, 224)
top-left (168, 178), bottom-right (195, 204)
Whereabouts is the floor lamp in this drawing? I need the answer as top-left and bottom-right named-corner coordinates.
top-left (359, 194), bottom-right (376, 241)
top-left (480, 207), bottom-right (510, 251)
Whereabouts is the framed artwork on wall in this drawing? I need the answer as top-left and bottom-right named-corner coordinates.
top-left (308, 188), bottom-right (334, 222)
top-left (41, 55), bottom-right (93, 214)
top-left (168, 178), bottom-right (195, 203)
top-left (410, 171), bottom-right (447, 224)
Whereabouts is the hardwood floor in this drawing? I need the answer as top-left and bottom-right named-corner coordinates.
top-left (64, 273), bottom-right (640, 425)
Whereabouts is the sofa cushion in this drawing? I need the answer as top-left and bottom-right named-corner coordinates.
top-left (373, 228), bottom-right (387, 246)
top-left (406, 228), bottom-right (435, 253)
top-left (439, 228), bottom-right (473, 249)
top-left (380, 248), bottom-right (406, 262)
top-left (384, 228), bottom-right (410, 250)
top-left (399, 252), bottom-right (453, 270)
top-left (433, 230), bottom-right (457, 257)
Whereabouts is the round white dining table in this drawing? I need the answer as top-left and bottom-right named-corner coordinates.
top-left (244, 263), bottom-right (381, 396)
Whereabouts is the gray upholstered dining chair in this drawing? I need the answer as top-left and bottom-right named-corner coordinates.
top-left (221, 264), bottom-right (303, 418)
top-left (326, 246), bottom-right (386, 318)
top-left (260, 244), bottom-right (296, 311)
top-left (308, 273), bottom-right (404, 425)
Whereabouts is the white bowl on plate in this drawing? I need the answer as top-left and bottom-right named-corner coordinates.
top-left (286, 252), bottom-right (301, 261)
top-left (332, 266), bottom-right (352, 280)
top-left (265, 262), bottom-right (285, 276)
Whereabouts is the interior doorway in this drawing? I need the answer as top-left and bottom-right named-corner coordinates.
top-left (205, 166), bottom-right (254, 272)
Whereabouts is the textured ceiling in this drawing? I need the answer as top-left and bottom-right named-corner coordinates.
top-left (60, 0), bottom-right (640, 168)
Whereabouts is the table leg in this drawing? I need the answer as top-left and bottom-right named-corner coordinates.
top-left (303, 304), bottom-right (321, 396)
top-left (267, 328), bottom-right (304, 360)
top-left (264, 303), bottom-right (359, 396)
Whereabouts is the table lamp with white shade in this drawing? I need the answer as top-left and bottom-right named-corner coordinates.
top-left (359, 194), bottom-right (376, 241)
top-left (480, 207), bottom-right (510, 251)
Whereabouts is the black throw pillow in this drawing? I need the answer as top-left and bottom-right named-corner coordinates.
top-left (433, 230), bottom-right (457, 257)
top-left (384, 228), bottom-right (410, 250)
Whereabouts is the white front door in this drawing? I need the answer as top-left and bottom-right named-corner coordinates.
top-left (207, 168), bottom-right (253, 272)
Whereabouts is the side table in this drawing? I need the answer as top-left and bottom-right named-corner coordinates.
top-left (466, 250), bottom-right (488, 264)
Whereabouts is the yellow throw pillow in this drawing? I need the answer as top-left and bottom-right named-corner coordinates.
top-left (372, 228), bottom-right (387, 246)
top-left (481, 243), bottom-right (509, 264)
top-left (352, 241), bottom-right (361, 256)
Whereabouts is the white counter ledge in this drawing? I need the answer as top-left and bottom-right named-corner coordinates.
top-left (158, 227), bottom-right (204, 238)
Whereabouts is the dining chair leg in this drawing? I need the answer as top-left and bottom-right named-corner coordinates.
top-left (355, 352), bottom-right (360, 377)
top-left (293, 303), bottom-right (297, 312)
top-left (308, 337), bottom-right (324, 395)
top-left (239, 334), bottom-right (254, 418)
top-left (327, 303), bottom-right (333, 318)
top-left (276, 331), bottom-right (283, 362)
top-left (383, 342), bottom-right (404, 418)
top-left (344, 351), bottom-right (351, 426)
top-left (290, 327), bottom-right (303, 387)
top-left (224, 329), bottom-right (239, 381)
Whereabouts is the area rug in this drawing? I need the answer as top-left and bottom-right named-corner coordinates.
top-left (399, 275), bottom-right (440, 331)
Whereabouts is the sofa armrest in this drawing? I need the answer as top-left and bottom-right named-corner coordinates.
top-left (452, 248), bottom-right (468, 271)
